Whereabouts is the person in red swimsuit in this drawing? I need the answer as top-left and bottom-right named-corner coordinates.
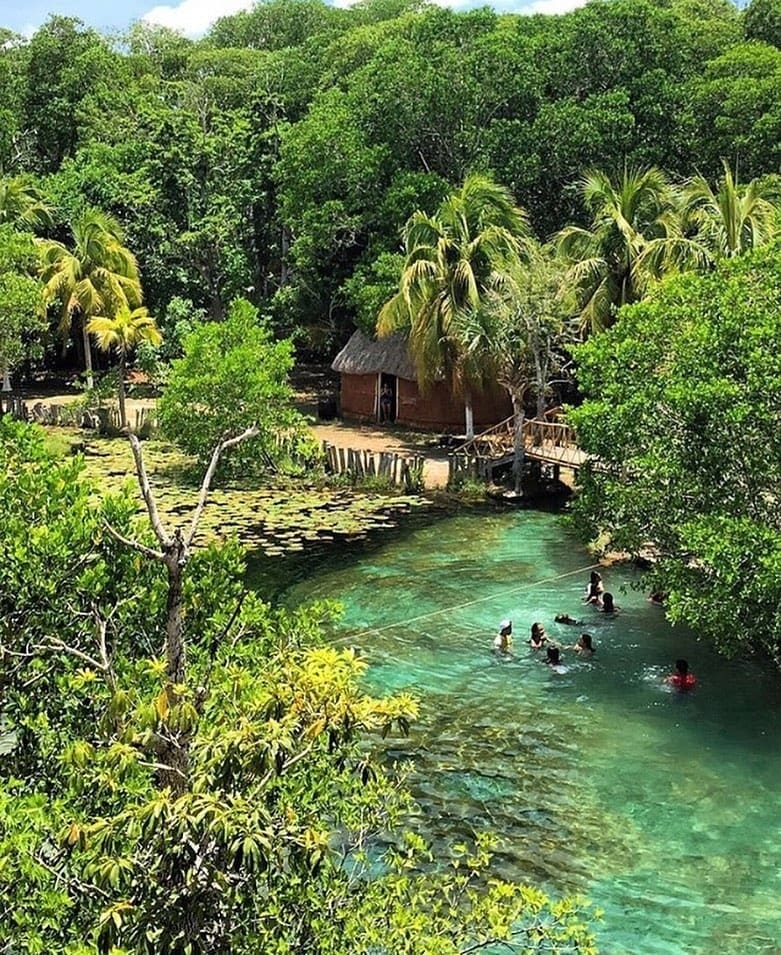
top-left (668, 659), bottom-right (696, 691)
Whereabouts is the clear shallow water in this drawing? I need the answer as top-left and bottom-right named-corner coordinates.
top-left (282, 509), bottom-right (781, 954)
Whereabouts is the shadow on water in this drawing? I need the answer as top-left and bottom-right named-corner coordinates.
top-left (274, 506), bottom-right (781, 955)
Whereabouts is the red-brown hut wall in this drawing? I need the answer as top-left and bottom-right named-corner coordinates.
top-left (339, 372), bottom-right (377, 419)
top-left (339, 372), bottom-right (511, 431)
top-left (397, 380), bottom-right (511, 430)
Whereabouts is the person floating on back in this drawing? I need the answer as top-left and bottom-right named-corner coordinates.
top-left (493, 619), bottom-right (513, 653)
top-left (555, 613), bottom-right (580, 625)
top-left (529, 622), bottom-right (548, 649)
top-left (584, 570), bottom-right (604, 604)
top-left (572, 633), bottom-right (595, 658)
top-left (668, 659), bottom-right (696, 692)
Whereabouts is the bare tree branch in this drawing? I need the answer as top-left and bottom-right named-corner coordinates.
top-left (128, 433), bottom-right (170, 547)
top-left (33, 851), bottom-right (113, 903)
top-left (186, 425), bottom-right (260, 547)
top-left (33, 637), bottom-right (104, 672)
top-left (103, 520), bottom-right (165, 562)
top-left (92, 607), bottom-right (117, 692)
top-left (258, 739), bottom-right (317, 789)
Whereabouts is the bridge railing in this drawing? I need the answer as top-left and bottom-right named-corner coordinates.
top-left (453, 415), bottom-right (515, 459)
top-left (448, 414), bottom-right (582, 484)
top-left (523, 418), bottom-right (577, 461)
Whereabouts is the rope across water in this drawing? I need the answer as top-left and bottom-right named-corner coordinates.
top-left (346, 561), bottom-right (603, 638)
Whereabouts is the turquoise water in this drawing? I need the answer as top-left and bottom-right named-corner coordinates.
top-left (281, 509), bottom-right (781, 954)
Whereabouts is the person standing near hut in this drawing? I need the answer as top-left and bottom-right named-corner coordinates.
top-left (380, 383), bottom-right (393, 423)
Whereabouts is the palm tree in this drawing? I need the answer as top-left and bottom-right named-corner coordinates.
top-left (680, 161), bottom-right (781, 262)
top-left (638, 163), bottom-right (781, 282)
top-left (0, 176), bottom-right (53, 231)
top-left (40, 209), bottom-right (142, 388)
top-left (378, 173), bottom-right (530, 437)
top-left (555, 166), bottom-right (677, 337)
top-left (87, 305), bottom-right (162, 429)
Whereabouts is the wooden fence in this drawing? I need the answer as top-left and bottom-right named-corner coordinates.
top-left (6, 396), bottom-right (154, 436)
top-left (322, 441), bottom-right (424, 490)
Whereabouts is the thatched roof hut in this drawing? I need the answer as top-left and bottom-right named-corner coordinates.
top-left (331, 330), bottom-right (510, 433)
top-left (330, 330), bottom-right (417, 381)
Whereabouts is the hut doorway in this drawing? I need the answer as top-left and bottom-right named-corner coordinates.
top-left (379, 373), bottom-right (397, 423)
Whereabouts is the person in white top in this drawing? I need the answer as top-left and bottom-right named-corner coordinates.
top-left (493, 619), bottom-right (513, 652)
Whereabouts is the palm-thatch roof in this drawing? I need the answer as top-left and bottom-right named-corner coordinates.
top-left (331, 330), bottom-right (419, 381)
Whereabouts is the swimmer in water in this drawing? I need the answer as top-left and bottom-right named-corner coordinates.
top-left (493, 619), bottom-right (513, 653)
top-left (667, 658), bottom-right (696, 692)
top-left (555, 613), bottom-right (580, 625)
top-left (584, 570), bottom-right (604, 604)
top-left (572, 633), bottom-right (595, 658)
top-left (543, 645), bottom-right (562, 668)
top-left (529, 622), bottom-right (548, 649)
top-left (599, 592), bottom-right (619, 613)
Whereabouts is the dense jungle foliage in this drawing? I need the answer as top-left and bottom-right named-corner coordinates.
top-left (1, 0), bottom-right (780, 356)
top-left (2, 0), bottom-right (781, 947)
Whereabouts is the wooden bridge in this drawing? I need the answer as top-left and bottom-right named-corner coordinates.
top-left (447, 415), bottom-right (588, 484)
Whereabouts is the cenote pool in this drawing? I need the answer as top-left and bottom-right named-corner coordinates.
top-left (279, 508), bottom-right (781, 954)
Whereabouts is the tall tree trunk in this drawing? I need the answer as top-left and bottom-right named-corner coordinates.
top-left (157, 530), bottom-right (189, 795)
top-left (534, 352), bottom-right (547, 418)
top-left (512, 393), bottom-right (525, 495)
top-left (464, 393), bottom-right (474, 439)
top-left (0, 365), bottom-right (9, 416)
top-left (117, 354), bottom-right (128, 430)
top-left (81, 315), bottom-right (94, 389)
top-left (280, 223), bottom-right (291, 288)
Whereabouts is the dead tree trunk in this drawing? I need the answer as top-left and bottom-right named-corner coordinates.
top-left (107, 427), bottom-right (259, 796)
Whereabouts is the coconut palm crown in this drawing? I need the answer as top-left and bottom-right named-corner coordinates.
top-left (0, 176), bottom-right (53, 232)
top-left (87, 305), bottom-right (162, 429)
top-left (680, 161), bottom-right (781, 262)
top-left (378, 173), bottom-right (531, 436)
top-left (555, 166), bottom-right (677, 337)
top-left (40, 209), bottom-right (142, 386)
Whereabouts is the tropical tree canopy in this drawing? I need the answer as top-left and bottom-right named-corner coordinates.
top-left (40, 208), bottom-right (142, 383)
top-left (40, 209), bottom-right (141, 334)
top-left (0, 175), bottom-right (53, 231)
top-left (568, 241), bottom-right (781, 658)
top-left (483, 248), bottom-right (570, 491)
top-left (555, 166), bottom-right (677, 336)
top-left (157, 297), bottom-right (309, 477)
top-left (0, 225), bottom-right (46, 385)
top-left (86, 304), bottom-right (162, 428)
top-left (679, 160), bottom-right (781, 262)
top-left (86, 304), bottom-right (162, 357)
